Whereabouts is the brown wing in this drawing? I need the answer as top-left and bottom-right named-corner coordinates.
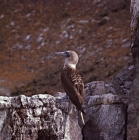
top-left (61, 67), bottom-right (84, 113)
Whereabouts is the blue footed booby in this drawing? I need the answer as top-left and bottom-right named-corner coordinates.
top-left (55, 50), bottom-right (85, 124)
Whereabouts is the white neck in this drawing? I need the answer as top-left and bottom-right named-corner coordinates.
top-left (64, 63), bottom-right (76, 69)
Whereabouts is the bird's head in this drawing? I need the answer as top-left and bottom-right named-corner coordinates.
top-left (55, 50), bottom-right (79, 69)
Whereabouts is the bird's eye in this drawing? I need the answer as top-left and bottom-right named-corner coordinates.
top-left (65, 52), bottom-right (70, 57)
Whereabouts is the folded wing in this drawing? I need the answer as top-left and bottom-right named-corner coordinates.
top-left (61, 66), bottom-right (85, 113)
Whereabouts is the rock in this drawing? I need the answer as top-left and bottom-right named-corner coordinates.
top-left (82, 62), bottom-right (135, 140)
top-left (87, 93), bottom-right (122, 106)
top-left (55, 92), bottom-right (83, 140)
top-left (25, 44), bottom-right (32, 50)
top-left (78, 20), bottom-right (89, 24)
top-left (25, 35), bottom-right (31, 41)
top-left (122, 42), bottom-right (130, 48)
top-left (63, 106), bottom-right (82, 140)
top-left (82, 80), bottom-right (127, 140)
top-left (128, 0), bottom-right (139, 139)
top-left (37, 36), bottom-right (43, 42)
top-left (104, 0), bottom-right (127, 12)
top-left (0, 94), bottom-right (64, 140)
top-left (0, 63), bottom-right (136, 140)
top-left (0, 94), bottom-right (82, 140)
top-left (61, 30), bottom-right (69, 38)
top-left (112, 63), bottom-right (134, 96)
top-left (83, 104), bottom-right (126, 140)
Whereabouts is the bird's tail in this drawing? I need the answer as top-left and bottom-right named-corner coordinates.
top-left (78, 111), bottom-right (85, 125)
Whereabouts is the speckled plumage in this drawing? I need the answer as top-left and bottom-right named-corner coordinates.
top-left (55, 50), bottom-right (85, 124)
top-left (61, 65), bottom-right (85, 114)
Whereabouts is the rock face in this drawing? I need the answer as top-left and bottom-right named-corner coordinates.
top-left (0, 63), bottom-right (136, 140)
top-left (63, 107), bottom-right (82, 140)
top-left (0, 94), bottom-right (83, 140)
top-left (0, 94), bottom-right (64, 140)
top-left (1, 91), bottom-right (126, 140)
top-left (83, 104), bottom-right (126, 140)
top-left (82, 82), bottom-right (127, 140)
top-left (82, 62), bottom-right (134, 140)
top-left (54, 86), bottom-right (129, 140)
top-left (55, 92), bottom-right (83, 140)
top-left (128, 0), bottom-right (139, 139)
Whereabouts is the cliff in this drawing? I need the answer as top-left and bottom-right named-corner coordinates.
top-left (0, 62), bottom-right (135, 140)
top-left (1, 0), bottom-right (139, 139)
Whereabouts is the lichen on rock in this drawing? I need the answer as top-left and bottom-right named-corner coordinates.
top-left (0, 94), bottom-right (64, 140)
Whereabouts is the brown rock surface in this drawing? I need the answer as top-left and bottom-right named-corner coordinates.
top-left (0, 0), bottom-right (131, 96)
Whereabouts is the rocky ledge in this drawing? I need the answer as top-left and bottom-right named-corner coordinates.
top-left (0, 63), bottom-right (134, 140)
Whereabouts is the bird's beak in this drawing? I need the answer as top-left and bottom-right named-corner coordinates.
top-left (54, 52), bottom-right (67, 57)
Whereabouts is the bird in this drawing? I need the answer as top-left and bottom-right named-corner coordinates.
top-left (55, 50), bottom-right (85, 125)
